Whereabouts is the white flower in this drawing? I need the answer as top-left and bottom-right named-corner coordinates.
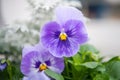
top-left (34, 0), bottom-right (60, 11)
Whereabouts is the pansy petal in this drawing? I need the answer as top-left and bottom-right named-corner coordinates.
top-left (21, 51), bottom-right (40, 76)
top-left (64, 20), bottom-right (88, 44)
top-left (23, 77), bottom-right (29, 80)
top-left (22, 43), bottom-right (42, 58)
top-left (40, 21), bottom-right (61, 49)
top-left (40, 50), bottom-right (53, 63)
top-left (22, 45), bottom-right (35, 58)
top-left (55, 6), bottom-right (84, 25)
top-left (47, 39), bottom-right (62, 57)
top-left (23, 72), bottom-right (50, 80)
top-left (37, 42), bottom-right (57, 62)
top-left (48, 38), bottom-right (79, 57)
top-left (48, 57), bottom-right (64, 73)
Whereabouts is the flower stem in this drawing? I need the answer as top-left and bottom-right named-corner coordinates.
top-left (64, 57), bottom-right (69, 77)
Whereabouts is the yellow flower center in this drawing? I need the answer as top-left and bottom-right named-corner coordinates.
top-left (59, 33), bottom-right (67, 41)
top-left (39, 63), bottom-right (47, 71)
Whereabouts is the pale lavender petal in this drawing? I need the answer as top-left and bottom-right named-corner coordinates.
top-left (55, 6), bottom-right (84, 25)
top-left (40, 21), bottom-right (61, 49)
top-left (22, 43), bottom-right (41, 58)
top-left (21, 51), bottom-right (39, 76)
top-left (22, 45), bottom-right (34, 58)
top-left (23, 72), bottom-right (50, 80)
top-left (38, 49), bottom-right (52, 62)
top-left (64, 20), bottom-right (88, 44)
top-left (23, 77), bottom-right (29, 80)
top-left (48, 57), bottom-right (64, 73)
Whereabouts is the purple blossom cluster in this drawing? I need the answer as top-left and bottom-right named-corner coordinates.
top-left (21, 6), bottom-right (88, 80)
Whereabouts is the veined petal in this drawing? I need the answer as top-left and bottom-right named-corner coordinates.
top-left (22, 43), bottom-right (41, 58)
top-left (42, 20), bottom-right (88, 57)
top-left (40, 21), bottom-right (61, 49)
top-left (22, 46), bottom-right (35, 58)
top-left (55, 6), bottom-right (84, 25)
top-left (48, 38), bottom-right (79, 57)
top-left (64, 20), bottom-right (88, 44)
top-left (48, 57), bottom-right (64, 73)
top-left (23, 72), bottom-right (50, 80)
top-left (21, 51), bottom-right (40, 76)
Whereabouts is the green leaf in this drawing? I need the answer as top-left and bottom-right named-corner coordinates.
top-left (45, 69), bottom-right (64, 80)
top-left (95, 66), bottom-right (106, 73)
top-left (80, 44), bottom-right (99, 54)
top-left (72, 53), bottom-right (81, 64)
top-left (67, 59), bottom-right (74, 64)
top-left (109, 76), bottom-right (118, 80)
top-left (106, 61), bottom-right (120, 80)
top-left (108, 56), bottom-right (120, 62)
top-left (72, 53), bottom-right (84, 71)
top-left (80, 62), bottom-right (100, 69)
top-left (93, 73), bottom-right (109, 80)
top-left (6, 60), bottom-right (12, 80)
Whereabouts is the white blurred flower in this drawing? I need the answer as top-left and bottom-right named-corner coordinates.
top-left (20, 25), bottom-right (29, 32)
top-left (7, 24), bottom-right (20, 32)
top-left (32, 0), bottom-right (82, 11)
top-left (30, 30), bottom-right (39, 36)
top-left (34, 0), bottom-right (60, 11)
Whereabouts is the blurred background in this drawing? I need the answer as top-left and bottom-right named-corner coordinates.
top-left (0, 0), bottom-right (120, 61)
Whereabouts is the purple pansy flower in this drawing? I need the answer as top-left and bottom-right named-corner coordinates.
top-left (40, 6), bottom-right (88, 57)
top-left (0, 60), bottom-right (7, 71)
top-left (21, 44), bottom-right (64, 80)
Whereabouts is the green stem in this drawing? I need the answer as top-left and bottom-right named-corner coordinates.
top-left (64, 57), bottom-right (69, 78)
top-left (7, 60), bottom-right (12, 80)
top-left (72, 65), bottom-right (77, 80)
top-left (82, 52), bottom-right (86, 63)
